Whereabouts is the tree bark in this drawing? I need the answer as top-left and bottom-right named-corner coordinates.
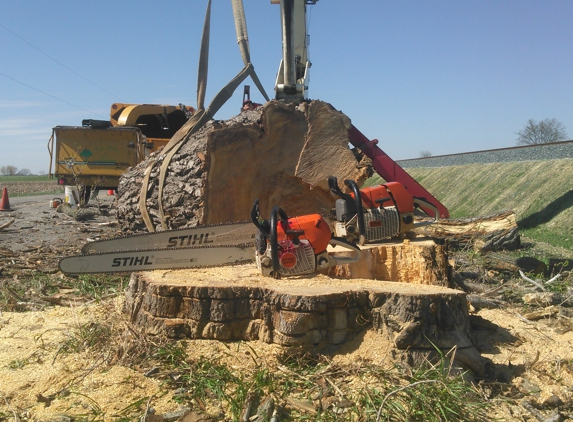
top-left (123, 245), bottom-right (488, 378)
top-left (116, 100), bottom-right (372, 233)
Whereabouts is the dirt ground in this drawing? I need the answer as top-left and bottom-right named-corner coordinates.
top-left (1, 193), bottom-right (572, 421)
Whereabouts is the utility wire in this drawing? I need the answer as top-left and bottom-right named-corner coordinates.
top-left (0, 71), bottom-right (107, 119)
top-left (0, 21), bottom-right (124, 102)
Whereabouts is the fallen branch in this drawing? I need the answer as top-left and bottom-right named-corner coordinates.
top-left (0, 219), bottom-right (15, 231)
top-left (545, 273), bottom-right (561, 285)
top-left (467, 294), bottom-right (506, 310)
top-left (522, 306), bottom-right (559, 321)
top-left (519, 270), bottom-right (546, 292)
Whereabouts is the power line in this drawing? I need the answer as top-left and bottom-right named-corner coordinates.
top-left (0, 21), bottom-right (124, 102)
top-left (0, 71), bottom-right (107, 119)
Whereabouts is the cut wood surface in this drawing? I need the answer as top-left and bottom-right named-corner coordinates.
top-left (117, 100), bottom-right (372, 233)
top-left (328, 238), bottom-right (449, 286)
top-left (422, 211), bottom-right (517, 235)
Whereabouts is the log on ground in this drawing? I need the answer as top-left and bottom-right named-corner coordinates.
top-left (416, 210), bottom-right (520, 251)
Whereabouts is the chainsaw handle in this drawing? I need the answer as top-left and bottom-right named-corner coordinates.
top-left (269, 206), bottom-right (281, 279)
top-left (328, 176), bottom-right (356, 218)
top-left (344, 179), bottom-right (367, 245)
top-left (412, 197), bottom-right (440, 227)
top-left (251, 199), bottom-right (265, 233)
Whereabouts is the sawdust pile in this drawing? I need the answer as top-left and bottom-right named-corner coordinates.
top-left (1, 296), bottom-right (572, 420)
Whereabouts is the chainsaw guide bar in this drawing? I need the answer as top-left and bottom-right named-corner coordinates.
top-left (81, 221), bottom-right (255, 254)
top-left (60, 243), bottom-right (256, 275)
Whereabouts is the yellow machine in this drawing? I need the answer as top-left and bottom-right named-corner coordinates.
top-left (48, 104), bottom-right (195, 203)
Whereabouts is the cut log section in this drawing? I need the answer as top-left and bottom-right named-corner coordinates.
top-left (328, 238), bottom-right (449, 286)
top-left (415, 210), bottom-right (520, 252)
top-left (116, 100), bottom-right (372, 233)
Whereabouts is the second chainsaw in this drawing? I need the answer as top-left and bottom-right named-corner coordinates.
top-left (328, 176), bottom-right (439, 246)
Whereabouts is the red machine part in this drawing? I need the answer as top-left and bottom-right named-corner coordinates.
top-left (277, 214), bottom-right (332, 255)
top-left (383, 182), bottom-right (415, 213)
top-left (347, 125), bottom-right (449, 218)
top-left (348, 182), bottom-right (415, 214)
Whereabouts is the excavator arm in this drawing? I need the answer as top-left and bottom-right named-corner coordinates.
top-left (273, 0), bottom-right (317, 102)
top-left (271, 0), bottom-right (449, 217)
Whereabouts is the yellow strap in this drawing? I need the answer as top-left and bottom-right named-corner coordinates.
top-left (138, 164), bottom-right (155, 232)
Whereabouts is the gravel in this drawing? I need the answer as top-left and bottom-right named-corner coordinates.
top-left (398, 140), bottom-right (573, 168)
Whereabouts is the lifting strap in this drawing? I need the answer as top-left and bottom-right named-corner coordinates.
top-left (138, 0), bottom-right (269, 231)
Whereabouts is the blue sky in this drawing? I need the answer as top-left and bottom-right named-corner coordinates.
top-left (1, 0), bottom-right (572, 174)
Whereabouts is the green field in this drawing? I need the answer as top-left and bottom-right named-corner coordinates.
top-left (0, 175), bottom-right (51, 183)
top-left (366, 158), bottom-right (573, 252)
top-left (0, 175), bottom-right (63, 196)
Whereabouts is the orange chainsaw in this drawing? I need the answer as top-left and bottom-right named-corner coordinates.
top-left (59, 199), bottom-right (360, 277)
top-left (328, 176), bottom-right (439, 246)
top-left (251, 200), bottom-right (360, 279)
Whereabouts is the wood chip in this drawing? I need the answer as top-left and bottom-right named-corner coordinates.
top-left (0, 219), bottom-right (15, 231)
top-left (285, 397), bottom-right (317, 415)
top-left (522, 306), bottom-right (559, 321)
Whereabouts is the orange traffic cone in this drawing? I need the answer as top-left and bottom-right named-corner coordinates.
top-left (0, 187), bottom-right (11, 211)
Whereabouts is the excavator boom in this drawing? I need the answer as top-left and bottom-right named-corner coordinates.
top-left (273, 0), bottom-right (317, 102)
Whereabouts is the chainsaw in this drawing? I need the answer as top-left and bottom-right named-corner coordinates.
top-left (251, 201), bottom-right (360, 279)
top-left (59, 199), bottom-right (360, 277)
top-left (328, 176), bottom-right (439, 246)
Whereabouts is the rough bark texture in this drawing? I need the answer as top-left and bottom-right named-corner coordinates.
top-left (123, 263), bottom-right (488, 377)
top-left (416, 210), bottom-right (520, 251)
top-left (116, 100), bottom-right (372, 233)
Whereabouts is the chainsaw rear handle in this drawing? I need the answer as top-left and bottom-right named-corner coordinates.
top-left (269, 206), bottom-right (280, 278)
top-left (328, 176), bottom-right (356, 216)
top-left (251, 199), bottom-right (264, 234)
top-left (412, 197), bottom-right (440, 228)
top-left (329, 176), bottom-right (367, 245)
top-left (344, 179), bottom-right (367, 245)
top-left (268, 205), bottom-right (293, 279)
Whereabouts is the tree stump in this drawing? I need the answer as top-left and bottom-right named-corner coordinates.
top-left (116, 99), bottom-right (489, 377)
top-left (124, 259), bottom-right (488, 377)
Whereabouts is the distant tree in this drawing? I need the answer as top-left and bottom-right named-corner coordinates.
top-left (516, 118), bottom-right (568, 146)
top-left (16, 168), bottom-right (31, 176)
top-left (37, 170), bottom-right (47, 176)
top-left (419, 150), bottom-right (433, 158)
top-left (0, 165), bottom-right (18, 176)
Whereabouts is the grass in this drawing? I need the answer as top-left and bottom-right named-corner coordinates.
top-left (521, 227), bottom-right (573, 252)
top-left (0, 175), bottom-right (51, 182)
top-left (142, 343), bottom-right (489, 421)
top-left (0, 272), bottom-right (129, 312)
top-left (59, 321), bottom-right (113, 354)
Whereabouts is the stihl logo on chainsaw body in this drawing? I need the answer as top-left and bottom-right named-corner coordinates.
top-left (167, 233), bottom-right (214, 248)
top-left (112, 256), bottom-right (153, 267)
